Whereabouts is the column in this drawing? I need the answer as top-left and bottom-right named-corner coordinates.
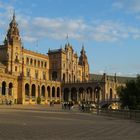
top-left (6, 87), bottom-right (8, 97)
top-left (84, 91), bottom-right (86, 101)
top-left (77, 91), bottom-right (79, 103)
top-left (69, 90), bottom-right (71, 101)
top-left (29, 85), bottom-right (31, 104)
top-left (55, 87), bottom-right (57, 101)
top-left (50, 87), bottom-right (52, 101)
top-left (0, 87), bottom-right (2, 95)
top-left (36, 85), bottom-right (38, 104)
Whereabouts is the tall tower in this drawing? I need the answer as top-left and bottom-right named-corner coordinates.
top-left (79, 46), bottom-right (89, 81)
top-left (4, 12), bottom-right (23, 75)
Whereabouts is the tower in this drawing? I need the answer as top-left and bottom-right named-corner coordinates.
top-left (79, 46), bottom-right (89, 81)
top-left (4, 12), bottom-right (23, 75)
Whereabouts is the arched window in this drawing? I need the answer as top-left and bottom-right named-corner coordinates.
top-left (31, 84), bottom-right (36, 97)
top-left (26, 57), bottom-right (29, 65)
top-left (41, 61), bottom-right (43, 67)
top-left (2, 81), bottom-right (6, 95)
top-left (52, 87), bottom-right (55, 97)
top-left (38, 60), bottom-right (40, 67)
top-left (63, 73), bottom-right (65, 82)
top-left (110, 88), bottom-right (113, 100)
top-left (44, 62), bottom-right (47, 68)
top-left (47, 86), bottom-right (50, 97)
top-left (30, 58), bottom-right (33, 65)
top-left (34, 60), bottom-right (36, 66)
top-left (41, 85), bottom-right (45, 97)
top-left (57, 87), bottom-right (60, 97)
top-left (25, 83), bottom-right (30, 96)
top-left (9, 83), bottom-right (13, 96)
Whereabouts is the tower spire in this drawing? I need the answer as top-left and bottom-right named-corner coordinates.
top-left (66, 34), bottom-right (69, 44)
top-left (13, 10), bottom-right (15, 20)
top-left (6, 11), bottom-right (20, 44)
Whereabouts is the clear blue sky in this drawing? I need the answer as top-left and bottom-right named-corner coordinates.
top-left (0, 0), bottom-right (140, 77)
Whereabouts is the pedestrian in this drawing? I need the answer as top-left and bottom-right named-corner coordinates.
top-left (81, 104), bottom-right (84, 112)
top-left (64, 102), bottom-right (66, 109)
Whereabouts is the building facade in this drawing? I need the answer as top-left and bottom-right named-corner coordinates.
top-left (0, 13), bottom-right (134, 106)
top-left (0, 14), bottom-right (89, 104)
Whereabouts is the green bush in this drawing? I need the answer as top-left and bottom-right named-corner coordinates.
top-left (37, 96), bottom-right (41, 104)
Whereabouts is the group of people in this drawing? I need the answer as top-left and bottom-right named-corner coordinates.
top-left (79, 101), bottom-right (97, 112)
top-left (62, 102), bottom-right (74, 110)
top-left (1, 99), bottom-right (13, 105)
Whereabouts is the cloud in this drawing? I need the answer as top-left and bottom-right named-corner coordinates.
top-left (1, 0), bottom-right (140, 43)
top-left (17, 16), bottom-right (140, 42)
top-left (113, 0), bottom-right (140, 13)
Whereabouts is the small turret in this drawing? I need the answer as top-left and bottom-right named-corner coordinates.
top-left (79, 46), bottom-right (88, 66)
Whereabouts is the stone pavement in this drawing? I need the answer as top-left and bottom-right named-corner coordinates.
top-left (0, 105), bottom-right (140, 140)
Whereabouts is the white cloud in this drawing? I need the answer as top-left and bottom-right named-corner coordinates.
top-left (113, 0), bottom-right (140, 13)
top-left (1, 0), bottom-right (140, 43)
top-left (6, 15), bottom-right (140, 42)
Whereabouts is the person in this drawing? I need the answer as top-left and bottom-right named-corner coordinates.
top-left (62, 102), bottom-right (64, 109)
top-left (81, 104), bottom-right (84, 112)
top-left (71, 102), bottom-right (74, 109)
top-left (64, 102), bottom-right (66, 109)
top-left (9, 100), bottom-right (12, 105)
top-left (68, 102), bottom-right (71, 110)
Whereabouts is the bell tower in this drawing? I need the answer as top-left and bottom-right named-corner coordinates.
top-left (4, 12), bottom-right (23, 75)
top-left (7, 11), bottom-right (21, 44)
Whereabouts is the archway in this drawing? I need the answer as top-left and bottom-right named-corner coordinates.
top-left (110, 88), bottom-right (113, 100)
top-left (86, 87), bottom-right (93, 101)
top-left (63, 88), bottom-right (69, 102)
top-left (52, 87), bottom-right (55, 98)
top-left (38, 85), bottom-right (40, 97)
top-left (25, 83), bottom-right (30, 96)
top-left (41, 85), bottom-right (45, 97)
top-left (94, 86), bottom-right (102, 102)
top-left (63, 73), bottom-right (65, 82)
top-left (9, 82), bottom-right (13, 96)
top-left (71, 87), bottom-right (77, 102)
top-left (31, 84), bottom-right (36, 97)
top-left (47, 86), bottom-right (50, 98)
top-left (57, 87), bottom-right (60, 97)
top-left (79, 87), bottom-right (85, 102)
top-left (2, 81), bottom-right (6, 95)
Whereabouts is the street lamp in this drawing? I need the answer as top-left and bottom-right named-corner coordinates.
top-left (95, 84), bottom-right (101, 115)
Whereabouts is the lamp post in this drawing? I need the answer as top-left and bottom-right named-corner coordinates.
top-left (95, 84), bottom-right (101, 115)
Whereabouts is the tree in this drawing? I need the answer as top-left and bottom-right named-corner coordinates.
top-left (117, 76), bottom-right (140, 110)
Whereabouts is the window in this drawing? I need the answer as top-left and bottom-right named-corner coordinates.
top-left (30, 59), bottom-right (33, 65)
top-left (26, 68), bottom-right (30, 77)
top-left (63, 63), bottom-right (65, 69)
top-left (26, 57), bottom-right (29, 65)
top-left (34, 60), bottom-right (36, 66)
top-left (43, 71), bottom-right (46, 80)
top-left (41, 61), bottom-right (43, 67)
top-left (35, 70), bottom-right (38, 79)
top-left (15, 66), bottom-right (17, 71)
top-left (79, 70), bottom-right (81, 76)
top-left (52, 71), bottom-right (57, 81)
top-left (38, 61), bottom-right (40, 67)
top-left (15, 55), bottom-right (18, 60)
top-left (44, 62), bottom-right (47, 68)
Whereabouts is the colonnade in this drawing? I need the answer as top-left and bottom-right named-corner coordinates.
top-left (0, 81), bottom-right (13, 96)
top-left (62, 87), bottom-right (103, 103)
top-left (24, 83), bottom-right (61, 103)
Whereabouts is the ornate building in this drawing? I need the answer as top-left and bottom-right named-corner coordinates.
top-left (0, 13), bottom-right (89, 104)
top-left (0, 13), bottom-right (135, 106)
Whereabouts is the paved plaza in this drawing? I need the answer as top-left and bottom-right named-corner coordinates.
top-left (0, 105), bottom-right (140, 140)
